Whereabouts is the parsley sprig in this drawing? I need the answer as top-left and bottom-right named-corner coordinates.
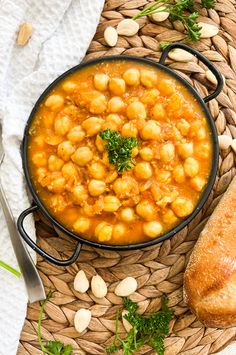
top-left (107, 296), bottom-right (173, 355)
top-left (38, 291), bottom-right (73, 355)
top-left (99, 129), bottom-right (140, 172)
top-left (132, 0), bottom-right (215, 41)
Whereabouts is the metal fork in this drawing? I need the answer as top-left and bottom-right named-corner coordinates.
top-left (0, 126), bottom-right (45, 303)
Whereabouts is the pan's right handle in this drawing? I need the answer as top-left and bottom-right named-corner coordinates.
top-left (17, 205), bottom-right (81, 266)
top-left (159, 42), bottom-right (224, 103)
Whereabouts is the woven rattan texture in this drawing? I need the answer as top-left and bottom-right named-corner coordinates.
top-left (18, 1), bottom-right (236, 354)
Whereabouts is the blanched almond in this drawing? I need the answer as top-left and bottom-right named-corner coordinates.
top-left (74, 309), bottom-right (91, 333)
top-left (150, 6), bottom-right (169, 22)
top-left (104, 26), bottom-right (118, 47)
top-left (122, 310), bottom-right (133, 332)
top-left (218, 135), bottom-right (232, 150)
top-left (117, 19), bottom-right (139, 37)
top-left (168, 48), bottom-right (194, 62)
top-left (115, 277), bottom-right (137, 296)
top-left (199, 22), bottom-right (219, 38)
top-left (74, 270), bottom-right (89, 293)
top-left (17, 22), bottom-right (33, 46)
top-left (91, 274), bottom-right (107, 298)
top-left (205, 70), bottom-right (217, 85)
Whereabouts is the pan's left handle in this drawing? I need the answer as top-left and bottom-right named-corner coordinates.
top-left (17, 205), bottom-right (81, 266)
top-left (159, 42), bottom-right (224, 103)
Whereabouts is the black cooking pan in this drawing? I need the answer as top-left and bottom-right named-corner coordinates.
top-left (17, 43), bottom-right (223, 266)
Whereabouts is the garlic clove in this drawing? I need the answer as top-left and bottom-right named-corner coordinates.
top-left (117, 19), bottom-right (139, 37)
top-left (104, 26), bottom-right (118, 47)
top-left (115, 276), bottom-right (137, 297)
top-left (74, 270), bottom-right (89, 293)
top-left (74, 308), bottom-right (91, 333)
top-left (91, 274), bottom-right (108, 298)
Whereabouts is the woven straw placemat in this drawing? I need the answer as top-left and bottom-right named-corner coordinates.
top-left (18, 0), bottom-right (236, 354)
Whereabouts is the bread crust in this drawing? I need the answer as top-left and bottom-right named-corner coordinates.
top-left (183, 176), bottom-right (236, 328)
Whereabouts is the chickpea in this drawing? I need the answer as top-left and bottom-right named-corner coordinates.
top-left (94, 73), bottom-right (109, 91)
top-left (57, 141), bottom-right (75, 161)
top-left (54, 116), bottom-right (72, 136)
top-left (62, 81), bottom-right (77, 93)
top-left (88, 179), bottom-right (106, 196)
top-left (109, 78), bottom-right (126, 96)
top-left (157, 80), bottom-right (175, 96)
top-left (73, 217), bottom-right (91, 233)
top-left (104, 195), bottom-right (121, 212)
top-left (190, 176), bottom-right (206, 192)
top-left (88, 162), bottom-right (106, 179)
top-left (105, 170), bottom-right (118, 183)
top-left (95, 222), bottom-right (113, 242)
top-left (33, 135), bottom-right (45, 148)
top-left (156, 170), bottom-right (171, 183)
top-left (107, 113), bottom-right (122, 125)
top-left (48, 175), bottom-right (66, 194)
top-left (45, 135), bottom-right (63, 146)
top-left (184, 157), bottom-right (199, 178)
top-left (113, 223), bottom-right (126, 239)
top-left (48, 155), bottom-right (64, 172)
top-left (139, 147), bottom-right (153, 161)
top-left (71, 184), bottom-right (88, 204)
top-left (160, 143), bottom-right (175, 162)
top-left (89, 93), bottom-right (107, 114)
top-left (123, 68), bottom-right (140, 86)
top-left (32, 152), bottom-right (47, 167)
top-left (134, 162), bottom-right (152, 180)
top-left (62, 162), bottom-right (78, 179)
top-left (81, 117), bottom-right (104, 137)
top-left (197, 127), bottom-right (206, 140)
top-left (151, 103), bottom-right (166, 120)
top-left (171, 197), bottom-right (194, 217)
top-left (136, 200), bottom-right (156, 221)
top-left (107, 97), bottom-right (125, 113)
top-left (173, 165), bottom-right (185, 183)
top-left (176, 119), bottom-right (190, 136)
top-left (143, 221), bottom-right (163, 238)
top-left (132, 147), bottom-right (139, 158)
top-left (113, 177), bottom-right (132, 196)
top-left (195, 142), bottom-right (210, 159)
top-left (72, 147), bottom-right (93, 166)
top-left (177, 142), bottom-right (193, 159)
top-left (45, 94), bottom-right (64, 111)
top-left (67, 126), bottom-right (85, 143)
top-left (141, 120), bottom-right (161, 140)
top-left (162, 209), bottom-right (178, 225)
top-left (141, 89), bottom-right (160, 105)
top-left (140, 70), bottom-right (157, 88)
top-left (189, 121), bottom-right (202, 137)
top-left (126, 101), bottom-right (146, 120)
top-left (95, 134), bottom-right (105, 152)
top-left (120, 207), bottom-right (135, 222)
top-left (50, 195), bottom-right (67, 212)
top-left (121, 122), bottom-right (138, 138)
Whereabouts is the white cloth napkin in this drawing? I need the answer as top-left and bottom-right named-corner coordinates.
top-left (0, 0), bottom-right (104, 354)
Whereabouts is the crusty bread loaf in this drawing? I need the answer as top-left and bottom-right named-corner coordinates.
top-left (183, 176), bottom-right (236, 328)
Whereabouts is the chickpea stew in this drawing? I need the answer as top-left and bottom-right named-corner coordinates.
top-left (27, 60), bottom-right (212, 245)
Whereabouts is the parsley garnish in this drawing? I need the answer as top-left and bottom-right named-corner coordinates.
top-left (107, 296), bottom-right (173, 355)
top-left (38, 291), bottom-right (73, 355)
top-left (132, 0), bottom-right (215, 41)
top-left (99, 129), bottom-right (140, 172)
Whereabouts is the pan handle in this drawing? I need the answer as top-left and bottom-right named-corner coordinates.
top-left (17, 205), bottom-right (81, 266)
top-left (159, 42), bottom-right (224, 103)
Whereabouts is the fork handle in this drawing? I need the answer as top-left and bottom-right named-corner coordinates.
top-left (0, 181), bottom-right (46, 303)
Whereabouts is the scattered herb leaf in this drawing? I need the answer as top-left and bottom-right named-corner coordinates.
top-left (107, 296), bottom-right (173, 355)
top-left (0, 260), bottom-right (21, 277)
top-left (132, 0), bottom-right (215, 41)
top-left (38, 291), bottom-right (73, 355)
top-left (201, 0), bottom-right (215, 9)
top-left (99, 129), bottom-right (140, 172)
top-left (160, 41), bottom-right (172, 50)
